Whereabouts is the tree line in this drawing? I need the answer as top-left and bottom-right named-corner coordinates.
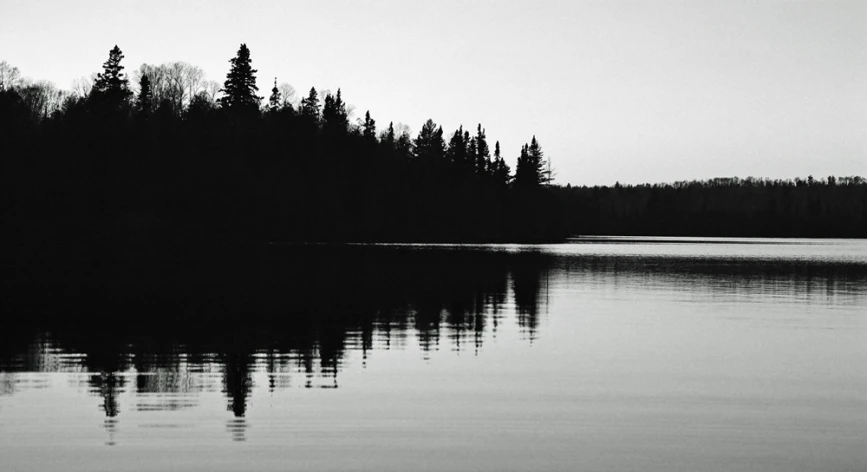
top-left (1, 44), bottom-right (864, 258)
top-left (1, 44), bottom-right (562, 257)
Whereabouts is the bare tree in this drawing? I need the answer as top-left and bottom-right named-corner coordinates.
top-left (0, 61), bottom-right (22, 91)
top-left (17, 81), bottom-right (69, 120)
top-left (201, 80), bottom-right (221, 104)
top-left (543, 156), bottom-right (557, 186)
top-left (394, 122), bottom-right (412, 138)
top-left (133, 62), bottom-right (208, 113)
top-left (71, 74), bottom-right (97, 98)
top-left (183, 64), bottom-right (205, 106)
top-left (277, 82), bottom-right (296, 107)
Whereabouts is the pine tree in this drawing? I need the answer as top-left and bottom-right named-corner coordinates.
top-left (381, 121), bottom-right (396, 148)
top-left (492, 141), bottom-right (511, 185)
top-left (334, 89), bottom-right (348, 129)
top-left (446, 126), bottom-right (467, 168)
top-left (515, 136), bottom-right (547, 187)
top-left (92, 45), bottom-right (132, 109)
top-left (475, 124), bottom-right (490, 175)
top-left (268, 77), bottom-right (281, 113)
top-left (300, 87), bottom-right (320, 123)
top-left (528, 136), bottom-right (547, 185)
top-left (515, 143), bottom-right (532, 187)
top-left (220, 44), bottom-right (260, 114)
top-left (414, 119), bottom-right (445, 163)
top-left (363, 111), bottom-right (376, 141)
top-left (136, 74), bottom-right (153, 116)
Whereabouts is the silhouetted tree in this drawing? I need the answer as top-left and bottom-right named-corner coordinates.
top-left (378, 121), bottom-right (396, 150)
top-left (136, 74), bottom-right (153, 117)
top-left (446, 126), bottom-right (470, 171)
top-left (322, 89), bottom-right (348, 135)
top-left (515, 136), bottom-right (547, 187)
top-left (91, 45), bottom-right (132, 113)
top-left (362, 110), bottom-right (376, 141)
top-left (219, 43), bottom-right (260, 114)
top-left (300, 87), bottom-right (320, 123)
top-left (268, 78), bottom-right (281, 113)
top-left (475, 124), bottom-right (491, 175)
top-left (492, 141), bottom-right (511, 185)
top-left (414, 119), bottom-right (445, 164)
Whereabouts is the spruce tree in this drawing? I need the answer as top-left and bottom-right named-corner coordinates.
top-left (300, 87), bottom-right (320, 123)
top-left (323, 89), bottom-right (349, 135)
top-left (515, 143), bottom-right (532, 187)
top-left (334, 89), bottom-right (348, 129)
top-left (136, 74), bottom-right (153, 116)
top-left (446, 126), bottom-right (467, 169)
top-left (363, 111), bottom-right (376, 141)
top-left (414, 119), bottom-right (445, 163)
top-left (382, 121), bottom-right (396, 148)
top-left (492, 141), bottom-right (511, 185)
top-left (268, 77), bottom-right (281, 113)
top-left (220, 43), bottom-right (260, 114)
top-left (475, 124), bottom-right (490, 175)
top-left (528, 136), bottom-right (547, 185)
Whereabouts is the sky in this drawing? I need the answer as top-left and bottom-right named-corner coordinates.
top-left (1, 0), bottom-right (864, 186)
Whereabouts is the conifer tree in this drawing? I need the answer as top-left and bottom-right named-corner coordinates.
top-left (382, 121), bottom-right (396, 148)
top-left (468, 137), bottom-right (478, 172)
top-left (475, 124), bottom-right (490, 175)
top-left (220, 44), bottom-right (260, 114)
top-left (300, 87), bottom-right (320, 123)
top-left (414, 119), bottom-right (445, 163)
top-left (528, 136), bottom-right (547, 184)
top-left (515, 143), bottom-right (532, 187)
top-left (446, 126), bottom-right (467, 168)
top-left (92, 45), bottom-right (132, 109)
top-left (492, 141), bottom-right (511, 185)
top-left (334, 89), bottom-right (348, 129)
top-left (515, 136), bottom-right (547, 187)
top-left (322, 89), bottom-right (349, 135)
top-left (136, 74), bottom-right (153, 116)
top-left (268, 78), bottom-right (281, 113)
top-left (363, 111), bottom-right (376, 141)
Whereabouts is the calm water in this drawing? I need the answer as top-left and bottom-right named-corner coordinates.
top-left (1, 238), bottom-right (866, 472)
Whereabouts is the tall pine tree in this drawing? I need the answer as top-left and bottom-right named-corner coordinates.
top-left (475, 124), bottom-right (490, 175)
top-left (363, 111), bottom-right (376, 141)
top-left (220, 44), bottom-right (260, 114)
top-left (300, 87), bottom-right (320, 123)
top-left (136, 74), bottom-right (153, 117)
top-left (414, 119), bottom-right (445, 164)
top-left (268, 77), bottom-right (281, 113)
top-left (92, 45), bottom-right (132, 111)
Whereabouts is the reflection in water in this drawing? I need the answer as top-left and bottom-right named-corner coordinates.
top-left (0, 247), bottom-right (554, 426)
top-left (226, 418), bottom-right (248, 443)
top-left (1, 244), bottom-right (866, 444)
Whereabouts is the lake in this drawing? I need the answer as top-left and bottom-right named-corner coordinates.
top-left (1, 238), bottom-right (866, 472)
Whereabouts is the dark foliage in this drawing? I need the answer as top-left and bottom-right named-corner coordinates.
top-left (0, 43), bottom-right (864, 265)
top-left (559, 177), bottom-right (867, 238)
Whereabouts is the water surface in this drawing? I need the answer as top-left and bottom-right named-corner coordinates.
top-left (1, 238), bottom-right (866, 471)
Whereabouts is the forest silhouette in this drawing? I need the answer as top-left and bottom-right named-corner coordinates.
top-left (0, 43), bottom-right (865, 261)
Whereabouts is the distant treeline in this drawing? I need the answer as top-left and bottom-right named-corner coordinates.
top-left (561, 176), bottom-right (867, 238)
top-left (1, 45), bottom-right (864, 257)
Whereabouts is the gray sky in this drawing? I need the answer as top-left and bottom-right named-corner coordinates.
top-left (1, 0), bottom-right (864, 185)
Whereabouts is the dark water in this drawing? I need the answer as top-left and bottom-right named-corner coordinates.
top-left (1, 239), bottom-right (866, 472)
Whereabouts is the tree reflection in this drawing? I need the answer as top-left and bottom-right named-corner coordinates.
top-left (2, 245), bottom-right (864, 427)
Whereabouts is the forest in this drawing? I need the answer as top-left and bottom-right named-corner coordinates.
top-left (1, 44), bottom-right (865, 261)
